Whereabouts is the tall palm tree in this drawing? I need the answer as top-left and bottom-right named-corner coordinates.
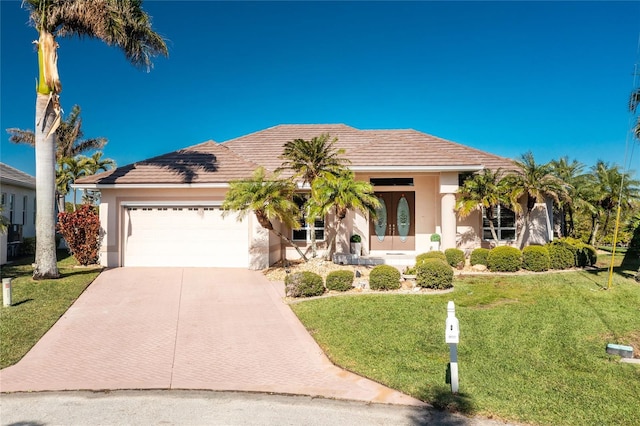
top-left (222, 167), bottom-right (308, 262)
top-left (21, 0), bottom-right (167, 279)
top-left (8, 104), bottom-right (109, 214)
top-left (310, 171), bottom-right (379, 260)
top-left (505, 152), bottom-right (567, 249)
top-left (278, 133), bottom-right (350, 257)
top-left (630, 88), bottom-right (640, 140)
top-left (456, 168), bottom-right (509, 245)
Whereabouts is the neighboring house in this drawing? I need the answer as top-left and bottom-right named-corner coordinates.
top-left (0, 163), bottom-right (36, 265)
top-left (74, 124), bottom-right (553, 269)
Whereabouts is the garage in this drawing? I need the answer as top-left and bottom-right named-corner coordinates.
top-left (122, 205), bottom-right (249, 267)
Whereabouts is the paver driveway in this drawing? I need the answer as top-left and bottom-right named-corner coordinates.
top-left (0, 268), bottom-right (422, 405)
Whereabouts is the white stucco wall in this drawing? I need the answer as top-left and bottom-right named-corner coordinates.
top-left (1, 182), bottom-right (36, 264)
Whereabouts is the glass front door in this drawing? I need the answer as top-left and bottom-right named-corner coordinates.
top-left (370, 192), bottom-right (415, 251)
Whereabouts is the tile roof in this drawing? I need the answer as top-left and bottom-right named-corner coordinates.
top-left (76, 124), bottom-right (515, 186)
top-left (0, 162), bottom-right (36, 189)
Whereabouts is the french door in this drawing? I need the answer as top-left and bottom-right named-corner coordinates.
top-left (370, 192), bottom-right (415, 251)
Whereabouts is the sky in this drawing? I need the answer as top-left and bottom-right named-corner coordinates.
top-left (1, 1), bottom-right (640, 178)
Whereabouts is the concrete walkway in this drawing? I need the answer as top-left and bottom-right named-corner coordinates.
top-left (0, 268), bottom-right (422, 406)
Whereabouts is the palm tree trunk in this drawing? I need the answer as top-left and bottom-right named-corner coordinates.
top-left (73, 187), bottom-right (77, 211)
top-left (488, 221), bottom-right (499, 247)
top-left (323, 218), bottom-right (342, 261)
top-left (33, 93), bottom-right (60, 279)
top-left (273, 229), bottom-right (308, 262)
top-left (588, 214), bottom-right (599, 245)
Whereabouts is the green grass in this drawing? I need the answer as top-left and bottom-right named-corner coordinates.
top-left (0, 251), bottom-right (102, 368)
top-left (292, 255), bottom-right (640, 425)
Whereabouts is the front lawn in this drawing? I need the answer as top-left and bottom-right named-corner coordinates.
top-left (292, 255), bottom-right (640, 425)
top-left (0, 251), bottom-right (102, 368)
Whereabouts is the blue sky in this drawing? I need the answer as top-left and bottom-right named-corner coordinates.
top-left (1, 1), bottom-right (640, 177)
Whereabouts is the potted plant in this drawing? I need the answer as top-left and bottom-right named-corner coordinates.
top-left (350, 234), bottom-right (362, 257)
top-left (430, 233), bottom-right (441, 251)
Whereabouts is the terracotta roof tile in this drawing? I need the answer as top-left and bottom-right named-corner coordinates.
top-left (76, 125), bottom-right (516, 186)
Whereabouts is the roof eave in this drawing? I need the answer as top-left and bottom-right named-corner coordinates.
top-left (72, 182), bottom-right (231, 190)
top-left (349, 165), bottom-right (484, 172)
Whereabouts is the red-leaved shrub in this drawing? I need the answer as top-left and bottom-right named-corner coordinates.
top-left (57, 204), bottom-right (101, 265)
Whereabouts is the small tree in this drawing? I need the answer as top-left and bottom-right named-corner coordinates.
top-left (57, 204), bottom-right (101, 265)
top-left (222, 167), bottom-right (308, 261)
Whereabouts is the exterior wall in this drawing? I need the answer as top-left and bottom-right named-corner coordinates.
top-left (99, 187), bottom-right (268, 269)
top-left (1, 183), bottom-right (36, 264)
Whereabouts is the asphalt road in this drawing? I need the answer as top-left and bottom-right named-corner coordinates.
top-left (0, 390), bottom-right (513, 426)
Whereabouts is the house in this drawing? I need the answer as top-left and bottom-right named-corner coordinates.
top-left (1, 163), bottom-right (36, 265)
top-left (74, 124), bottom-right (553, 269)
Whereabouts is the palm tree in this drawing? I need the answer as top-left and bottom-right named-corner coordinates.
top-left (456, 168), bottom-right (509, 245)
top-left (222, 167), bottom-right (308, 262)
top-left (630, 88), bottom-right (640, 140)
top-left (81, 152), bottom-right (115, 205)
top-left (589, 161), bottom-right (640, 245)
top-left (549, 157), bottom-right (586, 237)
top-left (310, 171), bottom-right (379, 260)
top-left (56, 156), bottom-right (92, 211)
top-left (505, 152), bottom-right (567, 249)
top-left (278, 133), bottom-right (350, 257)
top-left (20, 0), bottom-right (167, 279)
top-left (8, 105), bottom-right (109, 214)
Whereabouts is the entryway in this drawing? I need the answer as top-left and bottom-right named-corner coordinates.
top-left (370, 192), bottom-right (415, 251)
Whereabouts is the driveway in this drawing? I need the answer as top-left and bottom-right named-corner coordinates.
top-left (0, 268), bottom-right (422, 405)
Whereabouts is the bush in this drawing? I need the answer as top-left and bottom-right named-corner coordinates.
top-left (56, 204), bottom-right (101, 266)
top-left (470, 248), bottom-right (490, 266)
top-left (326, 270), bottom-right (354, 292)
top-left (19, 237), bottom-right (36, 256)
top-left (487, 246), bottom-right (522, 272)
top-left (522, 245), bottom-right (550, 272)
top-left (416, 251), bottom-right (447, 264)
top-left (547, 243), bottom-right (575, 270)
top-left (416, 259), bottom-right (453, 289)
top-left (369, 265), bottom-right (401, 290)
top-left (557, 237), bottom-right (597, 267)
top-left (285, 271), bottom-right (325, 297)
top-left (445, 248), bottom-right (465, 269)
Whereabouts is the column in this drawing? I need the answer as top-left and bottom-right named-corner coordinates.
top-left (440, 172), bottom-right (458, 251)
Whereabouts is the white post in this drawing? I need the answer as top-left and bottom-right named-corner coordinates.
top-left (3, 278), bottom-right (12, 307)
top-left (445, 300), bottom-right (460, 393)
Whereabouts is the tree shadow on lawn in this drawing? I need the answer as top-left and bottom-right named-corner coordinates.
top-left (406, 385), bottom-right (476, 426)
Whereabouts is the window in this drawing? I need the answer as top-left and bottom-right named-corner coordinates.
top-left (292, 195), bottom-right (325, 242)
top-left (8, 194), bottom-right (15, 223)
top-left (482, 205), bottom-right (516, 241)
top-left (1, 193), bottom-right (5, 205)
top-left (22, 195), bottom-right (28, 225)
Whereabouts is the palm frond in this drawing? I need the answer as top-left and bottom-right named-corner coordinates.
top-left (6, 128), bottom-right (36, 146)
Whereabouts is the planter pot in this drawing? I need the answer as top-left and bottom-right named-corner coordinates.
top-left (350, 242), bottom-right (362, 257)
top-left (402, 274), bottom-right (416, 281)
top-left (430, 242), bottom-right (440, 252)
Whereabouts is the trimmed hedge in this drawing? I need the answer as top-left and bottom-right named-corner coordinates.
top-left (416, 259), bottom-right (454, 289)
top-left (470, 248), bottom-right (490, 266)
top-left (369, 265), bottom-right (401, 290)
top-left (522, 245), bottom-right (550, 272)
top-left (416, 251), bottom-right (447, 264)
top-left (445, 248), bottom-right (465, 269)
top-left (487, 246), bottom-right (522, 272)
top-left (556, 237), bottom-right (597, 267)
top-left (326, 270), bottom-right (354, 292)
top-left (285, 271), bottom-right (325, 297)
top-left (547, 243), bottom-right (574, 270)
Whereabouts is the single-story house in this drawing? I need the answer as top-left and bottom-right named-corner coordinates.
top-left (1, 163), bottom-right (37, 265)
top-left (74, 124), bottom-right (554, 269)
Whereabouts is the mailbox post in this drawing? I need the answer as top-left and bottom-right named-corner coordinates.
top-left (3, 278), bottom-right (12, 307)
top-left (445, 300), bottom-right (460, 393)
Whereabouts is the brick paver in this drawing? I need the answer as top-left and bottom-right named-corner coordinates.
top-left (0, 268), bottom-right (423, 406)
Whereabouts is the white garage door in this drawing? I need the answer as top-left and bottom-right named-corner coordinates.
top-left (123, 206), bottom-right (249, 267)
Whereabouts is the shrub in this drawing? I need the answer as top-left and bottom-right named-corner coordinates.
top-left (547, 243), bottom-right (574, 270)
top-left (403, 266), bottom-right (417, 275)
top-left (444, 248), bottom-right (465, 269)
top-left (19, 237), bottom-right (36, 256)
top-left (416, 259), bottom-right (453, 289)
top-left (487, 246), bottom-right (522, 272)
top-left (369, 265), bottom-right (401, 290)
top-left (56, 204), bottom-right (101, 266)
top-left (558, 237), bottom-right (597, 267)
top-left (470, 248), bottom-right (490, 266)
top-left (284, 271), bottom-right (325, 297)
top-left (326, 270), bottom-right (354, 292)
top-left (522, 245), bottom-right (550, 272)
top-left (416, 251), bottom-right (447, 264)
